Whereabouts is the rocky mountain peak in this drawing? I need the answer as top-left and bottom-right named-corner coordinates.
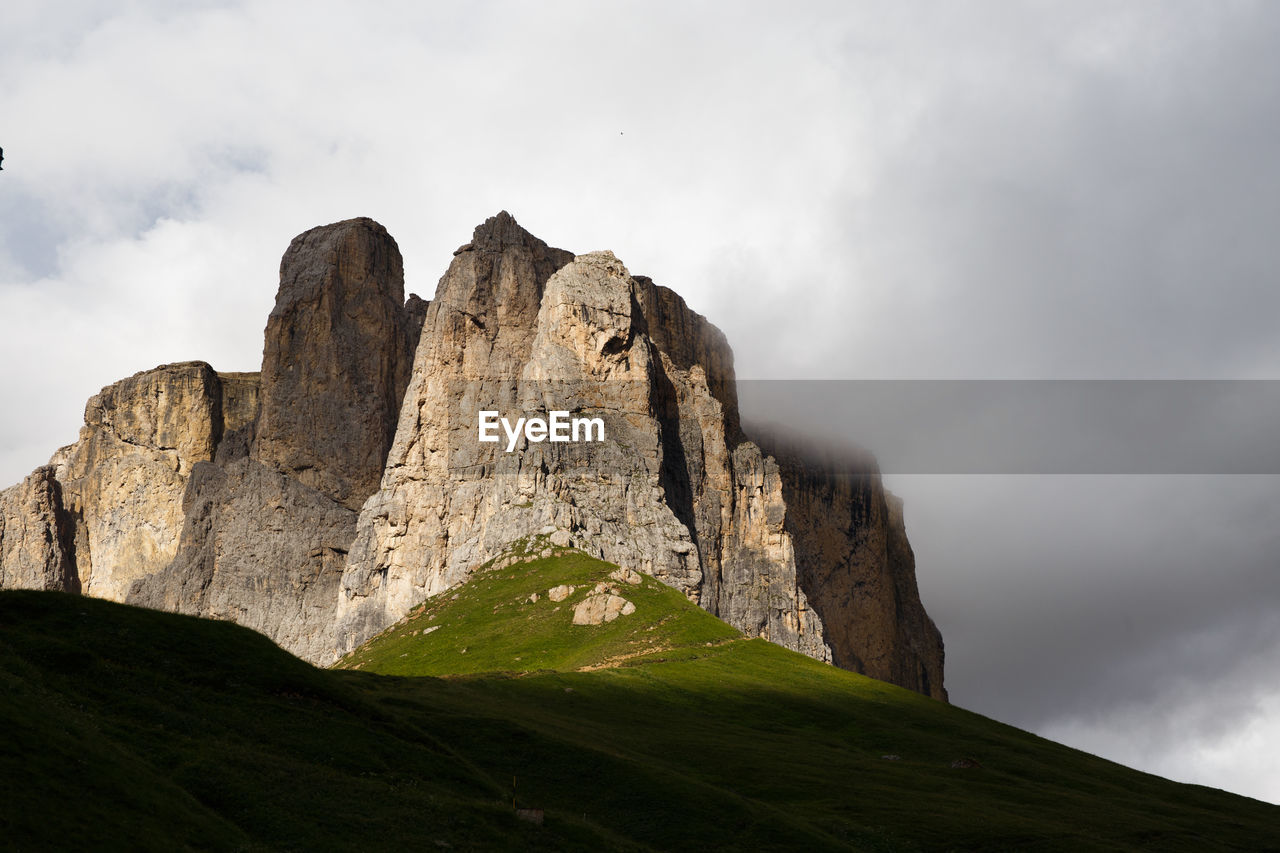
top-left (465, 209), bottom-right (536, 254)
top-left (254, 216), bottom-right (415, 510)
top-left (273, 217), bottom-right (404, 308)
top-left (525, 250), bottom-right (642, 378)
top-left (1, 213), bottom-right (946, 700)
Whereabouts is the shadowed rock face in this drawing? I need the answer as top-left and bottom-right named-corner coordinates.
top-left (255, 217), bottom-right (415, 511)
top-left (755, 434), bottom-right (947, 700)
top-left (128, 217), bottom-right (420, 658)
top-left (128, 456), bottom-right (357, 664)
top-left (0, 212), bottom-right (946, 699)
top-left (0, 467), bottom-right (78, 593)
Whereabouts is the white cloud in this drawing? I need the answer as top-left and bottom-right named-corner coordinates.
top-left (1044, 682), bottom-right (1280, 806)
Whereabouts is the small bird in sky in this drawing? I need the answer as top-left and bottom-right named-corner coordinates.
top-left (0, 147), bottom-right (5, 171)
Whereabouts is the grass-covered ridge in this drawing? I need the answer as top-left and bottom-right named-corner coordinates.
top-left (3, 548), bottom-right (1279, 851)
top-left (336, 536), bottom-right (740, 677)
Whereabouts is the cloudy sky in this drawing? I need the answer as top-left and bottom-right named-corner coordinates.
top-left (3, 1), bottom-right (1278, 804)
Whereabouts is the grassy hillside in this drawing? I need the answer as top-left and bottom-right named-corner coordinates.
top-left (0, 588), bottom-right (616, 852)
top-left (3, 543), bottom-right (1277, 851)
top-left (336, 538), bottom-right (739, 677)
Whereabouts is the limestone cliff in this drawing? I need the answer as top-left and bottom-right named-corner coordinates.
top-left (46, 362), bottom-right (228, 600)
top-left (255, 218), bottom-right (416, 510)
top-left (335, 212), bottom-right (577, 644)
top-left (333, 212), bottom-right (945, 699)
top-left (755, 433), bottom-right (947, 698)
top-left (128, 217), bottom-right (418, 660)
top-left (128, 456), bottom-right (358, 663)
top-left (0, 467), bottom-right (77, 592)
top-left (0, 212), bottom-right (946, 699)
top-left (0, 362), bottom-right (256, 602)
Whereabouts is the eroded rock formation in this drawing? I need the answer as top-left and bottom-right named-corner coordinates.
top-left (0, 362), bottom-right (256, 601)
top-left (758, 434), bottom-right (947, 697)
top-left (0, 467), bottom-right (77, 592)
top-left (128, 217), bottom-right (419, 659)
top-left (0, 212), bottom-right (946, 699)
top-left (332, 213), bottom-right (945, 699)
top-left (49, 362), bottom-right (229, 600)
top-left (255, 218), bottom-right (416, 510)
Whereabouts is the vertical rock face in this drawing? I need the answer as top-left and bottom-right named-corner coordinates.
top-left (713, 443), bottom-right (832, 663)
top-left (218, 372), bottom-right (261, 435)
top-left (254, 217), bottom-right (415, 511)
top-left (335, 228), bottom-right (750, 658)
top-left (1, 362), bottom-right (255, 602)
top-left (128, 217), bottom-right (419, 659)
top-left (332, 213), bottom-right (944, 700)
top-left (1, 211), bottom-right (945, 699)
top-left (754, 435), bottom-right (947, 700)
top-left (633, 276), bottom-right (741, 441)
top-left (0, 467), bottom-right (78, 592)
top-left (884, 493), bottom-right (947, 699)
top-left (335, 212), bottom-right (575, 647)
top-left (51, 362), bottom-right (230, 600)
top-left (128, 457), bottom-right (357, 663)
top-left (514, 250), bottom-right (704, 594)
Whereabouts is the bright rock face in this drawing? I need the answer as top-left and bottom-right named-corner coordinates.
top-left (26, 362), bottom-right (249, 601)
top-left (0, 212), bottom-right (946, 700)
top-left (333, 237), bottom-right (707, 656)
top-left (333, 213), bottom-right (575, 648)
top-left (332, 213), bottom-right (945, 699)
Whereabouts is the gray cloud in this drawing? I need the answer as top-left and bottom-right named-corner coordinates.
top-left (2, 0), bottom-right (1278, 803)
top-left (889, 472), bottom-right (1280, 801)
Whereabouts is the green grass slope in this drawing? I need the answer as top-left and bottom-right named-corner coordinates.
top-left (336, 538), bottom-right (739, 676)
top-left (3, 544), bottom-right (1278, 851)
top-left (0, 589), bottom-right (627, 852)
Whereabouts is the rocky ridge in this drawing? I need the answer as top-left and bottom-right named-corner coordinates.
top-left (0, 212), bottom-right (946, 699)
top-left (127, 218), bottom-right (419, 662)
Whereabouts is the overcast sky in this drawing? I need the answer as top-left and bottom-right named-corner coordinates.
top-left (3, 1), bottom-right (1278, 804)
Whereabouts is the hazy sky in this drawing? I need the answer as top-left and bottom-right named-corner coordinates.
top-left (3, 1), bottom-right (1278, 804)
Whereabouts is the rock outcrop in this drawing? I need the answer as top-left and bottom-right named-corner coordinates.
top-left (711, 442), bottom-right (832, 663)
top-left (0, 218), bottom-right (420, 663)
top-left (572, 592), bottom-right (636, 625)
top-left (0, 467), bottom-right (78, 592)
top-left (758, 433), bottom-right (946, 697)
top-left (0, 362), bottom-right (267, 601)
top-left (128, 217), bottom-right (419, 659)
top-left (332, 213), bottom-right (945, 699)
top-left (0, 211), bottom-right (946, 700)
top-left (42, 362), bottom-right (230, 600)
top-left (334, 212), bottom-right (577, 645)
top-left (255, 218), bottom-right (416, 510)
top-left (0, 363), bottom-right (248, 602)
top-left (334, 241), bottom-right (711, 652)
